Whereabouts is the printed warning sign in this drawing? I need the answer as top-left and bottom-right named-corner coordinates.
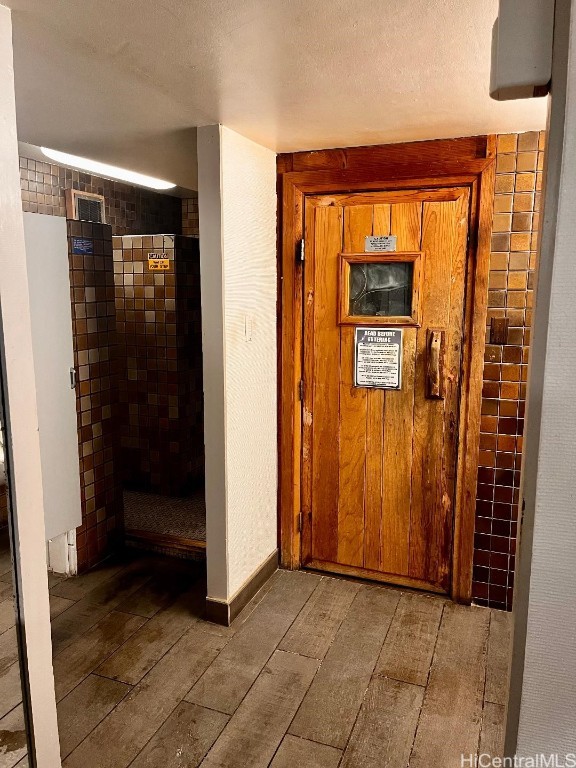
top-left (147, 252), bottom-right (172, 271)
top-left (354, 327), bottom-right (403, 389)
top-left (148, 259), bottom-right (171, 271)
top-left (72, 237), bottom-right (93, 255)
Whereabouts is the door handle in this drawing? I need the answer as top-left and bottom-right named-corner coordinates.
top-left (426, 330), bottom-right (444, 399)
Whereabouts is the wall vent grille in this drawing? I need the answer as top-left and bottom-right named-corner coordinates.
top-left (77, 196), bottom-right (103, 223)
top-left (65, 189), bottom-right (106, 223)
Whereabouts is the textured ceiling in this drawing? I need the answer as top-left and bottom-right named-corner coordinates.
top-left (7, 0), bottom-right (547, 190)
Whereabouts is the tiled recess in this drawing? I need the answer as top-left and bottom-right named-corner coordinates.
top-left (67, 221), bottom-right (124, 572)
top-left (472, 130), bottom-right (546, 611)
top-left (182, 195), bottom-right (199, 236)
top-left (20, 156), bottom-right (182, 235)
top-left (114, 235), bottom-right (204, 495)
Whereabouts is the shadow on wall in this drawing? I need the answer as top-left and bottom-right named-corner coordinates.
top-left (114, 234), bottom-right (204, 496)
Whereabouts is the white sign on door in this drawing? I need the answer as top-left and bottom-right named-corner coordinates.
top-left (354, 327), bottom-right (403, 389)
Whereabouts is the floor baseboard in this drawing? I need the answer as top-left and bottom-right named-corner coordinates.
top-left (206, 549), bottom-right (279, 626)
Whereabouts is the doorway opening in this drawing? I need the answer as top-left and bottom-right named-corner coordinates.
top-left (277, 136), bottom-right (496, 603)
top-left (19, 145), bottom-right (206, 574)
top-left (70, 223), bottom-right (206, 567)
top-left (300, 187), bottom-right (470, 594)
top-left (113, 233), bottom-right (205, 559)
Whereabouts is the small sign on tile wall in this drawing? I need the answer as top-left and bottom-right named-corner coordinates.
top-left (147, 252), bottom-right (172, 271)
top-left (365, 235), bottom-right (397, 252)
top-left (72, 237), bottom-right (93, 255)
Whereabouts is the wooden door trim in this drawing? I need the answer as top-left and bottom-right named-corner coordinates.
top-left (277, 136), bottom-right (496, 603)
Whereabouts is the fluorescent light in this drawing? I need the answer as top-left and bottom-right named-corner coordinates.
top-left (40, 147), bottom-right (176, 190)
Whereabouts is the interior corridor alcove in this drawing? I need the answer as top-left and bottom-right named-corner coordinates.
top-left (114, 233), bottom-right (205, 557)
top-left (66, 222), bottom-right (206, 569)
top-left (17, 144), bottom-right (207, 571)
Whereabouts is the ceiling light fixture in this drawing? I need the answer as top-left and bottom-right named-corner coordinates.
top-left (40, 147), bottom-right (176, 190)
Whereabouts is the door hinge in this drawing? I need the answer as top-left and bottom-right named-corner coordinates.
top-left (297, 511), bottom-right (303, 533)
top-left (298, 379), bottom-right (305, 400)
top-left (298, 238), bottom-right (305, 263)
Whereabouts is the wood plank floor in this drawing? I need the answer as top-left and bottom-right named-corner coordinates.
top-left (0, 547), bottom-right (513, 768)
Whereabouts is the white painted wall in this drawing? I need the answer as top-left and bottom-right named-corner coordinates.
top-left (197, 125), bottom-right (229, 601)
top-left (220, 126), bottom-right (278, 597)
top-left (0, 5), bottom-right (61, 765)
top-left (198, 125), bottom-right (277, 602)
top-left (506, 0), bottom-right (576, 757)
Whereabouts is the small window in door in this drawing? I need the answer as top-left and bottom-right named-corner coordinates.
top-left (339, 252), bottom-right (422, 325)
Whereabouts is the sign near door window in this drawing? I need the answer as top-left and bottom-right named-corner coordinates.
top-left (365, 234), bottom-right (397, 252)
top-left (354, 327), bottom-right (402, 389)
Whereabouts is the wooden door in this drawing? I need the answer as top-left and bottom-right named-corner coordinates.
top-left (301, 187), bottom-right (470, 593)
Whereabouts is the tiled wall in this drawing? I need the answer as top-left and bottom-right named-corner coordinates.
top-left (68, 221), bottom-right (124, 571)
top-left (114, 235), bottom-right (204, 496)
top-left (182, 195), bottom-right (199, 236)
top-left (18, 158), bottom-right (201, 566)
top-left (472, 131), bottom-right (545, 611)
top-left (20, 156), bottom-right (182, 235)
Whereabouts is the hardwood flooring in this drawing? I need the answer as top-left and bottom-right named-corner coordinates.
top-left (0, 547), bottom-right (513, 768)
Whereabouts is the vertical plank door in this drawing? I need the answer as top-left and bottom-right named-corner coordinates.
top-left (302, 188), bottom-right (470, 593)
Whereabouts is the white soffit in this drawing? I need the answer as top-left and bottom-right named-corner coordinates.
top-left (7, 0), bottom-right (547, 189)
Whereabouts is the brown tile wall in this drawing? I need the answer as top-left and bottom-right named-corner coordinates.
top-left (472, 130), bottom-right (545, 611)
top-left (114, 235), bottom-right (204, 496)
top-left (68, 221), bottom-right (124, 572)
top-left (20, 156), bottom-right (182, 236)
top-left (182, 196), bottom-right (199, 236)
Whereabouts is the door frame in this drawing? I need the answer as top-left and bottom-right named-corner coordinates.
top-left (277, 136), bottom-right (496, 603)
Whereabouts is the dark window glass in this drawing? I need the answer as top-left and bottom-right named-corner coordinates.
top-left (349, 262), bottom-right (413, 316)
